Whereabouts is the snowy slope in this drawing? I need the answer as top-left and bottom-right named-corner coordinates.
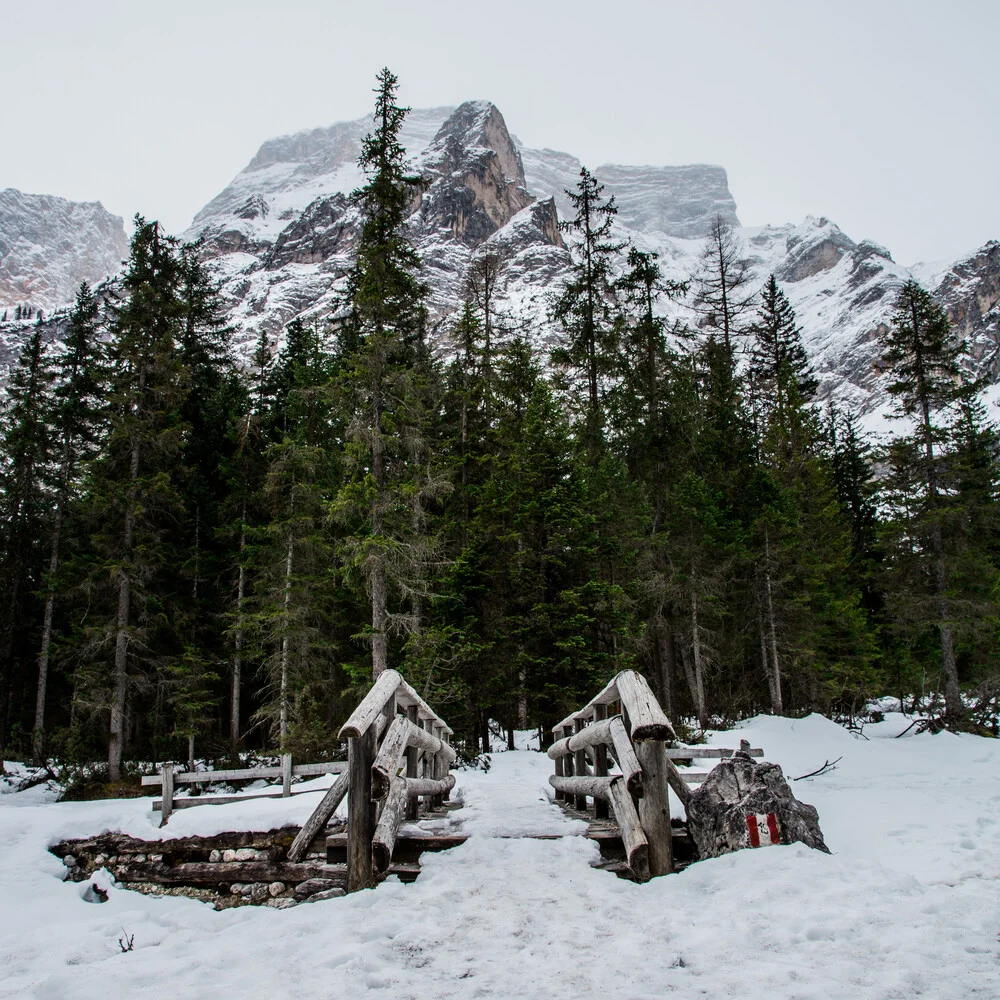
top-left (0, 189), bottom-right (128, 313)
top-left (1, 715), bottom-right (997, 999)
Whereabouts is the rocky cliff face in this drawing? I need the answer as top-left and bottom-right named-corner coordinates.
top-left (0, 189), bottom-right (127, 313)
top-left (2, 102), bottom-right (997, 425)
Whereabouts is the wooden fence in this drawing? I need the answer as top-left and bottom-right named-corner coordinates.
top-left (548, 670), bottom-right (762, 882)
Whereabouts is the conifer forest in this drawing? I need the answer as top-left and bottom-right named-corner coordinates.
top-left (2, 70), bottom-right (998, 779)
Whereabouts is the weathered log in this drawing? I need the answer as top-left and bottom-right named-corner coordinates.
top-left (616, 671), bottom-right (677, 742)
top-left (607, 776), bottom-right (650, 882)
top-left (281, 754), bottom-right (293, 797)
top-left (406, 721), bottom-right (457, 763)
top-left (394, 676), bottom-right (454, 735)
top-left (347, 728), bottom-right (377, 892)
top-left (405, 774), bottom-right (455, 798)
top-left (110, 861), bottom-right (333, 887)
top-left (160, 763), bottom-right (174, 826)
top-left (339, 670), bottom-right (403, 739)
top-left (548, 775), bottom-right (614, 801)
top-left (371, 715), bottom-right (410, 801)
top-left (153, 787), bottom-right (330, 811)
top-left (593, 704), bottom-right (609, 820)
top-left (663, 755), bottom-right (694, 808)
top-left (372, 775), bottom-right (408, 873)
top-left (405, 704), bottom-right (420, 821)
top-left (634, 739), bottom-right (672, 876)
top-left (286, 768), bottom-right (350, 863)
top-left (574, 718), bottom-right (588, 810)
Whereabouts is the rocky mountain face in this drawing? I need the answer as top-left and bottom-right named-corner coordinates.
top-left (0, 189), bottom-right (127, 314)
top-left (2, 102), bottom-right (998, 422)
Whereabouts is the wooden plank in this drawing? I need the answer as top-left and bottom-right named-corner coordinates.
top-left (665, 747), bottom-right (763, 759)
top-left (152, 784), bottom-right (335, 811)
top-left (347, 729), bottom-right (377, 892)
top-left (286, 768), bottom-right (350, 863)
top-left (607, 776), bottom-right (650, 882)
top-left (372, 775), bottom-right (408, 874)
top-left (616, 671), bottom-right (677, 742)
top-left (548, 774), bottom-right (614, 800)
top-left (141, 761), bottom-right (347, 787)
top-left (634, 740), bottom-right (672, 877)
top-left (339, 670), bottom-right (403, 739)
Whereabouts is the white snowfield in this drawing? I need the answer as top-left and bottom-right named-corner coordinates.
top-left (1, 713), bottom-right (998, 999)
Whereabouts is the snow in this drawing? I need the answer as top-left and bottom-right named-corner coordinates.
top-left (1, 716), bottom-right (998, 998)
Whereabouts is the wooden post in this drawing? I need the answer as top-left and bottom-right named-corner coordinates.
top-left (441, 732), bottom-right (452, 802)
top-left (634, 739), bottom-right (672, 877)
top-left (281, 753), bottom-right (292, 797)
top-left (432, 724), bottom-right (444, 809)
top-left (347, 728), bottom-right (377, 892)
top-left (573, 718), bottom-right (587, 811)
top-left (553, 751), bottom-right (565, 802)
top-left (593, 704), bottom-right (609, 820)
top-left (405, 704), bottom-right (419, 821)
top-left (159, 763), bottom-right (174, 827)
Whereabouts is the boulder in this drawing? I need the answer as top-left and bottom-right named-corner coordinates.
top-left (686, 751), bottom-right (829, 860)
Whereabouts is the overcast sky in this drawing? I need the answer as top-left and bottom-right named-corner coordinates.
top-left (2, 0), bottom-right (996, 264)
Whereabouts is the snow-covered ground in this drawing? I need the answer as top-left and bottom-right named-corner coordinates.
top-left (1, 714), bottom-right (998, 999)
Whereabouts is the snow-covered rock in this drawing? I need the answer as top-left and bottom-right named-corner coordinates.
top-left (0, 188), bottom-right (128, 313)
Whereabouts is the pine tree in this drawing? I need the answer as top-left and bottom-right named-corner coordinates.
top-left (74, 217), bottom-right (189, 781)
top-left (0, 327), bottom-right (57, 751)
top-left (551, 167), bottom-right (626, 458)
top-left (32, 282), bottom-right (106, 758)
top-left (879, 280), bottom-right (974, 722)
top-left (335, 67), bottom-right (437, 681)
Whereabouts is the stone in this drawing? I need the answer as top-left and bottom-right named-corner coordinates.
top-left (249, 882), bottom-right (269, 903)
top-left (268, 881), bottom-right (285, 897)
top-left (266, 897), bottom-right (297, 909)
top-left (229, 882), bottom-right (245, 895)
top-left (62, 855), bottom-right (77, 868)
top-left (293, 878), bottom-right (340, 901)
top-left (222, 849), bottom-right (237, 862)
top-left (302, 887), bottom-right (345, 903)
top-left (685, 751), bottom-right (830, 860)
top-left (209, 850), bottom-right (222, 863)
top-left (234, 848), bottom-right (257, 862)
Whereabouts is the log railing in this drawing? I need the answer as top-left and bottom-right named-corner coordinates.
top-left (286, 669), bottom-right (455, 892)
top-left (548, 669), bottom-right (763, 881)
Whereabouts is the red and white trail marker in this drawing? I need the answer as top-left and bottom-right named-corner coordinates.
top-left (745, 812), bottom-right (781, 847)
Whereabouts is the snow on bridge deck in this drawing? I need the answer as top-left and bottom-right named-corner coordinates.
top-left (1, 713), bottom-right (998, 999)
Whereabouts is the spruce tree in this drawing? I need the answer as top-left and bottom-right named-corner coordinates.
top-left (551, 167), bottom-right (626, 458)
top-left (0, 327), bottom-right (57, 751)
top-left (693, 215), bottom-right (755, 362)
top-left (879, 280), bottom-right (973, 722)
top-left (335, 67), bottom-right (436, 681)
top-left (32, 282), bottom-right (106, 758)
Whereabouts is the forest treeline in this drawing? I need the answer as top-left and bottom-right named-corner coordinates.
top-left (1, 71), bottom-right (998, 776)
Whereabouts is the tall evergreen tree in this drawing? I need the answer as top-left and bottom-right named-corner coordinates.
top-left (551, 167), bottom-right (626, 458)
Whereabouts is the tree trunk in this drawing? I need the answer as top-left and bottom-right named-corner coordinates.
top-left (32, 505), bottom-right (63, 760)
top-left (230, 529), bottom-right (245, 751)
top-left (109, 431), bottom-right (141, 783)
top-left (279, 529), bottom-right (294, 743)
top-left (762, 529), bottom-right (783, 714)
top-left (689, 588), bottom-right (708, 730)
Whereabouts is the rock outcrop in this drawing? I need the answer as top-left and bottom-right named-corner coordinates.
top-left (0, 188), bottom-right (127, 312)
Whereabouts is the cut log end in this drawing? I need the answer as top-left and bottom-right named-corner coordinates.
top-left (631, 723), bottom-right (677, 742)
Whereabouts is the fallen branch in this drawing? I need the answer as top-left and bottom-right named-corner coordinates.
top-left (793, 757), bottom-right (842, 781)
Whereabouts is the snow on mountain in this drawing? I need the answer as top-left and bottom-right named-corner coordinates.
top-left (0, 188), bottom-right (128, 313)
top-left (1, 102), bottom-right (997, 421)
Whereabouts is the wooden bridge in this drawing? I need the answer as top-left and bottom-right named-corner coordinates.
top-left (89, 668), bottom-right (761, 903)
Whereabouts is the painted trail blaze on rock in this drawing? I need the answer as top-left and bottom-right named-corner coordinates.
top-left (745, 812), bottom-right (781, 848)
top-left (686, 751), bottom-right (829, 860)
